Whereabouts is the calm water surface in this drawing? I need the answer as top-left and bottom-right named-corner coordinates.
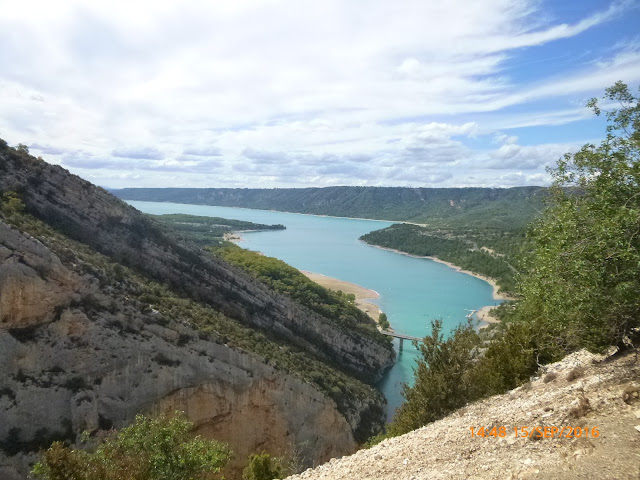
top-left (128, 200), bottom-right (499, 420)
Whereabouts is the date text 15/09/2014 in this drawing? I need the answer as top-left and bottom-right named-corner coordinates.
top-left (469, 426), bottom-right (599, 439)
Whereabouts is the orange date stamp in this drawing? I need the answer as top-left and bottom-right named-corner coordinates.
top-left (469, 426), bottom-right (600, 439)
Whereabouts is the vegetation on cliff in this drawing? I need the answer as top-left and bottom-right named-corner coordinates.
top-left (32, 414), bottom-right (231, 480)
top-left (376, 82), bottom-right (640, 440)
top-left (0, 140), bottom-right (395, 480)
top-left (210, 243), bottom-right (387, 346)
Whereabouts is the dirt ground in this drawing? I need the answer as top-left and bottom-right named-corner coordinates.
top-left (286, 349), bottom-right (640, 480)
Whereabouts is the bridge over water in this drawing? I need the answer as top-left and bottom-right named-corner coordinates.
top-left (381, 331), bottom-right (421, 351)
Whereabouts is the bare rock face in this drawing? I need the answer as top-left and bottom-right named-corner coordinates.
top-left (152, 367), bottom-right (356, 473)
top-left (0, 219), bottom-right (378, 479)
top-left (0, 275), bottom-right (358, 479)
top-left (0, 223), bottom-right (80, 328)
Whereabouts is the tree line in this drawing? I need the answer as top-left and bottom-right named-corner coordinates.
top-left (372, 81), bottom-right (640, 441)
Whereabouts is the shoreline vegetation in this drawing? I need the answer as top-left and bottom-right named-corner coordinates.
top-left (363, 242), bottom-right (513, 326)
top-left (116, 186), bottom-right (544, 231)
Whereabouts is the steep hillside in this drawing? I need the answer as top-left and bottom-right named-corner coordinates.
top-left (287, 349), bottom-right (640, 480)
top-left (0, 144), bottom-right (393, 382)
top-left (0, 143), bottom-right (395, 479)
top-left (114, 186), bottom-right (545, 230)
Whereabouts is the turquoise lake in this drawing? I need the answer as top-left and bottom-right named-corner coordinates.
top-left (127, 200), bottom-right (499, 420)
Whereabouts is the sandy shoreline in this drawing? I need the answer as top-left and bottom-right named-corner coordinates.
top-left (363, 243), bottom-right (517, 326)
top-left (475, 305), bottom-right (501, 325)
top-left (365, 243), bottom-right (513, 301)
top-left (227, 224), bottom-right (511, 327)
top-left (301, 271), bottom-right (382, 320)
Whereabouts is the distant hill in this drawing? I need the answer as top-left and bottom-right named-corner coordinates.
top-left (114, 186), bottom-right (546, 230)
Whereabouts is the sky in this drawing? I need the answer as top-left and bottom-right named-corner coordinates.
top-left (1, 0), bottom-right (639, 189)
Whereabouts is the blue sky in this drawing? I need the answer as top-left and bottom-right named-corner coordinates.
top-left (1, 0), bottom-right (639, 188)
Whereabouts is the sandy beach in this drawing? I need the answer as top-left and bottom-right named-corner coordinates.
top-left (301, 271), bottom-right (382, 320)
top-left (475, 305), bottom-right (500, 325)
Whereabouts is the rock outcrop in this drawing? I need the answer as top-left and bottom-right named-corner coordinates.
top-left (0, 223), bottom-right (80, 328)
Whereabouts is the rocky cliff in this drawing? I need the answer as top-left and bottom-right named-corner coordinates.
top-left (0, 145), bottom-right (395, 384)
top-left (0, 143), bottom-right (395, 479)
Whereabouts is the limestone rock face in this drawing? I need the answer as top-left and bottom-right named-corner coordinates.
top-left (0, 235), bottom-right (358, 477)
top-left (0, 307), bottom-right (357, 477)
top-left (0, 223), bottom-right (80, 328)
top-left (152, 367), bottom-right (356, 473)
top-left (0, 217), bottom-right (376, 479)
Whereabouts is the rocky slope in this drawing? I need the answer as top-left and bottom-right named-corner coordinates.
top-left (286, 349), bottom-right (640, 480)
top-left (0, 145), bottom-right (395, 384)
top-left (0, 144), bottom-right (395, 479)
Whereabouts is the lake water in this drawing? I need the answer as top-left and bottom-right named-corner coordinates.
top-left (128, 200), bottom-right (499, 420)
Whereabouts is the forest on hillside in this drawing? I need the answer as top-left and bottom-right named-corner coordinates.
top-left (115, 186), bottom-right (545, 230)
top-left (360, 224), bottom-right (519, 294)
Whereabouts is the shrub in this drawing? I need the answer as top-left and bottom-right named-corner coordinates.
top-left (242, 452), bottom-right (282, 480)
top-left (378, 313), bottom-right (390, 330)
top-left (63, 377), bottom-right (89, 393)
top-left (386, 319), bottom-right (482, 437)
top-left (32, 413), bottom-right (231, 480)
top-left (154, 353), bottom-right (181, 367)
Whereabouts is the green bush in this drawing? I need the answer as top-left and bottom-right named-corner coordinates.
top-left (516, 82), bottom-right (640, 353)
top-left (386, 319), bottom-right (481, 437)
top-left (32, 413), bottom-right (231, 480)
top-left (378, 313), bottom-right (390, 330)
top-left (242, 452), bottom-right (282, 480)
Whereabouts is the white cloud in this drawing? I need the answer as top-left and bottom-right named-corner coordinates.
top-left (112, 146), bottom-right (165, 160)
top-left (0, 0), bottom-right (635, 187)
top-left (487, 142), bottom-right (577, 170)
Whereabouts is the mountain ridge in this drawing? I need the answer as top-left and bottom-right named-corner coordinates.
top-left (114, 186), bottom-right (546, 230)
